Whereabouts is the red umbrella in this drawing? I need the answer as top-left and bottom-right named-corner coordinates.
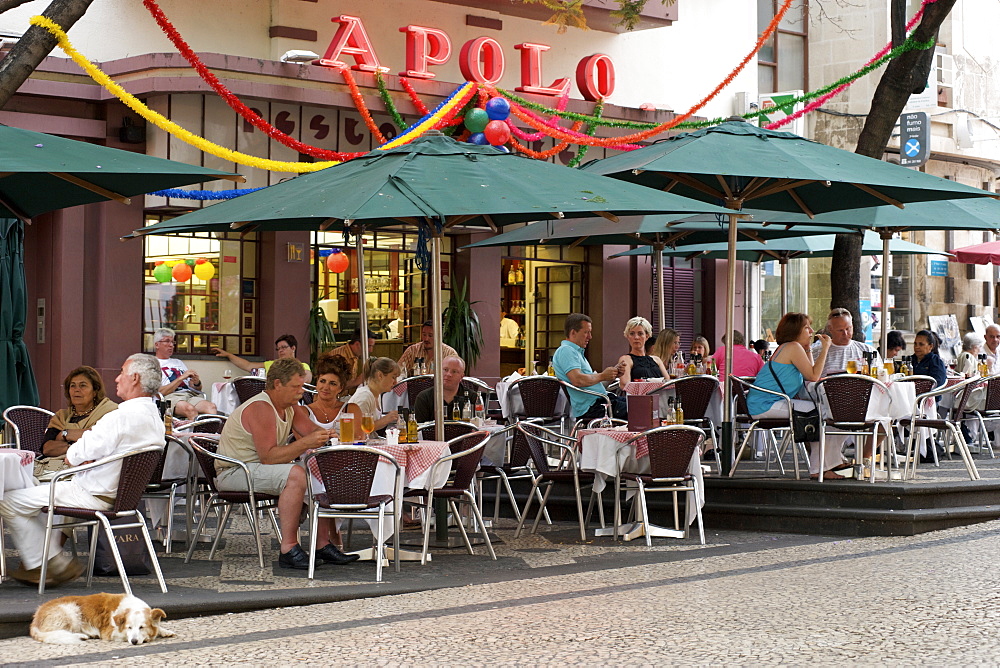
top-left (951, 240), bottom-right (1000, 264)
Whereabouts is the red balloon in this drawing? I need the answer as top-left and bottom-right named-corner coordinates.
top-left (483, 120), bottom-right (511, 146)
top-left (171, 263), bottom-right (193, 282)
top-left (326, 251), bottom-right (349, 273)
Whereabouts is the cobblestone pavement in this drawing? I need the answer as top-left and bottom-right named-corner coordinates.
top-left (4, 515), bottom-right (1000, 666)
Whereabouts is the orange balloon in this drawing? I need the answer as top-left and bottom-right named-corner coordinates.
top-left (172, 263), bottom-right (193, 282)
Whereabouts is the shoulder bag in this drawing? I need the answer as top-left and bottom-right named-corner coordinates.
top-left (767, 357), bottom-right (820, 443)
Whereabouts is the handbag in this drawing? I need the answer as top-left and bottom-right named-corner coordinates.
top-left (768, 361), bottom-right (820, 443)
top-left (90, 500), bottom-right (153, 577)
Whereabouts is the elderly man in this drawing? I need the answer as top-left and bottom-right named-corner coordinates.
top-left (328, 327), bottom-right (376, 391)
top-left (413, 355), bottom-right (477, 422)
top-left (0, 354), bottom-right (165, 586)
top-left (984, 324), bottom-right (1000, 374)
top-left (153, 327), bottom-right (218, 419)
top-left (216, 358), bottom-right (357, 569)
top-left (553, 313), bottom-right (626, 421)
top-left (397, 320), bottom-right (458, 375)
top-left (811, 308), bottom-right (881, 374)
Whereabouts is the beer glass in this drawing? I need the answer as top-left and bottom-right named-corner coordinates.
top-left (339, 414), bottom-right (356, 443)
top-left (846, 359), bottom-right (857, 374)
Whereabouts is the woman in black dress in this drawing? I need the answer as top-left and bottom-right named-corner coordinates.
top-left (618, 316), bottom-right (670, 383)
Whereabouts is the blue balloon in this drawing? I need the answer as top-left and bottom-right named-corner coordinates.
top-left (468, 132), bottom-right (489, 145)
top-left (494, 145), bottom-right (510, 153)
top-left (485, 97), bottom-right (511, 121)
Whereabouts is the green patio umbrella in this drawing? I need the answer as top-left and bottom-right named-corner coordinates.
top-left (0, 218), bottom-right (37, 411)
top-left (128, 132), bottom-right (735, 441)
top-left (0, 124), bottom-right (242, 221)
top-left (612, 230), bottom-right (947, 315)
top-left (0, 124), bottom-right (241, 411)
top-left (583, 118), bottom-right (998, 476)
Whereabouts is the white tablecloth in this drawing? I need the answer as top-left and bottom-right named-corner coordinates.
top-left (0, 449), bottom-right (35, 500)
top-left (578, 431), bottom-right (703, 527)
top-left (212, 382), bottom-right (240, 415)
top-left (642, 382), bottom-right (724, 427)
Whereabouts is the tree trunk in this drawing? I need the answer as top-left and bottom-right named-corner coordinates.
top-left (829, 0), bottom-right (957, 340)
top-left (0, 0), bottom-right (96, 110)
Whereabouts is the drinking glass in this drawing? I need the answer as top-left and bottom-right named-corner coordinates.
top-left (339, 414), bottom-right (356, 443)
top-left (223, 368), bottom-right (232, 380)
top-left (597, 403), bottom-right (613, 429)
top-left (360, 413), bottom-right (376, 443)
top-left (884, 362), bottom-right (895, 376)
top-left (846, 359), bottom-right (858, 374)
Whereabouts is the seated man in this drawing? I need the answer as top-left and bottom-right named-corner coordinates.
top-left (328, 327), bottom-right (376, 392)
top-left (413, 355), bottom-right (477, 423)
top-left (216, 358), bottom-right (357, 569)
top-left (397, 320), bottom-right (458, 374)
top-left (553, 313), bottom-right (626, 421)
top-left (0, 353), bottom-right (165, 587)
top-left (154, 327), bottom-right (218, 419)
top-left (811, 308), bottom-right (881, 374)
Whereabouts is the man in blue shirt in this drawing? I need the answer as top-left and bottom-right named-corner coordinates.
top-left (552, 313), bottom-right (627, 420)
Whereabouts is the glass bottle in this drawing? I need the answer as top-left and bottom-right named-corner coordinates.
top-left (674, 399), bottom-right (685, 425)
top-left (162, 400), bottom-right (172, 436)
top-left (397, 411), bottom-right (408, 443)
top-left (547, 361), bottom-right (555, 376)
top-left (978, 353), bottom-right (990, 377)
top-left (475, 393), bottom-right (486, 424)
top-left (452, 400), bottom-right (462, 421)
top-left (663, 397), bottom-right (676, 425)
top-left (462, 397), bottom-right (473, 420)
top-left (685, 354), bottom-right (697, 377)
top-left (515, 263), bottom-right (524, 283)
top-left (406, 410), bottom-right (419, 443)
top-left (507, 264), bottom-right (516, 285)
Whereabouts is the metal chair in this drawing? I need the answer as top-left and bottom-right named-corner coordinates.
top-left (232, 376), bottom-right (266, 405)
top-left (393, 375), bottom-right (434, 408)
top-left (890, 375), bottom-right (938, 463)
top-left (613, 425), bottom-right (706, 546)
top-left (475, 422), bottom-right (552, 525)
top-left (728, 376), bottom-right (806, 479)
top-left (515, 421), bottom-right (600, 541)
top-left (141, 435), bottom-right (193, 554)
top-left (3, 405), bottom-right (54, 455)
top-left (647, 375), bottom-right (721, 472)
top-left (184, 436), bottom-right (281, 569)
top-left (300, 383), bottom-right (317, 406)
top-left (418, 420), bottom-right (478, 445)
top-left (586, 418), bottom-right (629, 429)
top-left (174, 415), bottom-right (227, 434)
top-left (461, 376), bottom-right (494, 397)
top-left (903, 376), bottom-right (983, 481)
top-left (38, 444), bottom-right (167, 595)
top-left (508, 376), bottom-right (572, 432)
top-left (814, 374), bottom-right (893, 483)
top-left (403, 430), bottom-right (496, 565)
top-left (304, 445), bottom-right (402, 582)
top-left (963, 375), bottom-right (1000, 457)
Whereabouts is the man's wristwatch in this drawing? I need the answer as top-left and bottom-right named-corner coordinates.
top-left (61, 429), bottom-right (69, 441)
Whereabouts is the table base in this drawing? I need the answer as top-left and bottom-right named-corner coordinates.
top-left (594, 521), bottom-right (685, 541)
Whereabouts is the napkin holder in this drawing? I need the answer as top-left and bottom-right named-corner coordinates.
top-left (627, 394), bottom-right (659, 432)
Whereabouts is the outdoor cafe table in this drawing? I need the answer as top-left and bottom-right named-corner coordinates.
top-left (211, 381), bottom-right (240, 415)
top-left (576, 427), bottom-right (704, 541)
top-left (0, 449), bottom-right (35, 499)
top-left (622, 379), bottom-right (724, 429)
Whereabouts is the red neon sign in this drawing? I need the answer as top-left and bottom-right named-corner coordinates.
top-left (400, 25), bottom-right (452, 79)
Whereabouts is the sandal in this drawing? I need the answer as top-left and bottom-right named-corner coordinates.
top-left (810, 470), bottom-right (845, 481)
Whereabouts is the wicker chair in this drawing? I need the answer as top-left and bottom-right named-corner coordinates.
top-left (418, 420), bottom-right (478, 447)
top-left (184, 436), bottom-right (281, 569)
top-left (3, 405), bottom-right (54, 455)
top-left (515, 421), bottom-right (599, 541)
top-left (963, 375), bottom-right (1000, 457)
top-left (174, 415), bottom-right (227, 434)
top-left (614, 425), bottom-right (706, 546)
top-left (477, 423), bottom-right (552, 526)
top-left (141, 435), bottom-right (194, 554)
top-left (903, 376), bottom-right (983, 481)
top-left (814, 374), bottom-right (894, 482)
top-left (647, 375), bottom-right (721, 472)
top-left (728, 376), bottom-right (806, 479)
top-left (38, 444), bottom-right (167, 595)
top-left (303, 445), bottom-right (402, 582)
top-left (508, 376), bottom-right (572, 432)
top-left (396, 375), bottom-right (434, 408)
top-left (232, 376), bottom-right (266, 405)
top-left (404, 430), bottom-right (495, 565)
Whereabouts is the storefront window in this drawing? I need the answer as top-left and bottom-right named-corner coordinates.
top-left (142, 214), bottom-right (258, 355)
top-left (871, 245), bottom-right (913, 333)
top-left (758, 0), bottom-right (808, 94)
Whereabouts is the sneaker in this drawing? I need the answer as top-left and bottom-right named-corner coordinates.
top-left (315, 544), bottom-right (360, 565)
top-left (278, 544), bottom-right (312, 570)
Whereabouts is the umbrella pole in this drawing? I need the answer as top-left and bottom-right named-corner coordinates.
top-left (780, 258), bottom-right (788, 314)
top-left (356, 230), bottom-right (370, 369)
top-left (722, 210), bottom-right (739, 476)
top-left (881, 232), bottom-right (891, 357)
top-left (653, 242), bottom-right (666, 332)
top-left (430, 232), bottom-right (446, 443)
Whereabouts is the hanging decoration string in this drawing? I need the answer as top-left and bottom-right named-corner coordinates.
top-left (376, 82), bottom-right (478, 150)
top-left (399, 76), bottom-right (430, 116)
top-left (31, 16), bottom-right (340, 173)
top-left (150, 187), bottom-right (265, 200)
top-left (567, 99), bottom-right (604, 168)
top-left (505, 99), bottom-right (642, 150)
top-left (508, 90), bottom-right (572, 142)
top-left (376, 72), bottom-right (408, 131)
top-left (339, 66), bottom-right (386, 144)
top-left (510, 120), bottom-right (584, 159)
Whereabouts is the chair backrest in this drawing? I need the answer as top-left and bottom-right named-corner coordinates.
top-left (113, 446), bottom-right (167, 513)
top-left (418, 420), bottom-right (477, 446)
top-left (894, 375), bottom-right (936, 399)
top-left (300, 384), bottom-right (316, 406)
top-left (3, 405), bottom-right (54, 455)
top-left (309, 446), bottom-right (385, 506)
top-left (516, 421), bottom-right (568, 474)
top-left (643, 426), bottom-right (705, 479)
top-left (511, 376), bottom-right (567, 419)
top-left (442, 430), bottom-right (489, 490)
top-left (177, 415), bottom-right (226, 434)
top-left (401, 375), bottom-right (434, 407)
top-left (461, 377), bottom-right (493, 396)
top-left (983, 376), bottom-right (1000, 412)
top-left (507, 427), bottom-right (532, 468)
top-left (730, 377), bottom-right (755, 419)
top-left (189, 436), bottom-right (222, 489)
top-left (950, 376), bottom-right (983, 419)
top-left (671, 375), bottom-right (720, 420)
top-left (586, 417), bottom-right (628, 429)
top-left (817, 375), bottom-right (882, 423)
top-left (233, 377), bottom-right (266, 405)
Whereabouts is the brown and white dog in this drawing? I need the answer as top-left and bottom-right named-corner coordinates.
top-left (30, 593), bottom-right (175, 645)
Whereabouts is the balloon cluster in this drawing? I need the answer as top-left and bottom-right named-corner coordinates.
top-left (153, 258), bottom-right (215, 283)
top-left (465, 97), bottom-right (511, 152)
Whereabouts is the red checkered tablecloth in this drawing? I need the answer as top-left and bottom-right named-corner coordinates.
top-left (307, 440), bottom-right (450, 487)
top-left (622, 381), bottom-right (667, 396)
top-left (577, 428), bottom-right (648, 459)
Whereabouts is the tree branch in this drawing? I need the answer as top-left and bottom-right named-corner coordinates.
top-left (0, 0), bottom-right (37, 14)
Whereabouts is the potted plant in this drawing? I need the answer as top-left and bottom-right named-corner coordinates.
top-left (442, 279), bottom-right (484, 369)
top-left (308, 297), bottom-right (337, 368)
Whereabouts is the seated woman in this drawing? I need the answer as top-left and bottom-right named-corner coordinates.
top-left (690, 336), bottom-right (713, 362)
top-left (912, 329), bottom-right (947, 389)
top-left (746, 312), bottom-right (843, 480)
top-left (883, 330), bottom-right (906, 360)
top-left (955, 332), bottom-right (983, 377)
top-left (617, 316), bottom-right (669, 383)
top-left (39, 366), bottom-right (118, 478)
top-left (213, 334), bottom-right (312, 383)
top-left (650, 328), bottom-right (682, 376)
top-left (345, 357), bottom-right (401, 439)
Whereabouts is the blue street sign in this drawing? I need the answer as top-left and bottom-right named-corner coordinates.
top-left (899, 112), bottom-right (929, 167)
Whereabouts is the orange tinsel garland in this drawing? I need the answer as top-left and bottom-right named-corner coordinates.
top-left (511, 121), bottom-right (584, 158)
top-left (339, 66), bottom-right (386, 144)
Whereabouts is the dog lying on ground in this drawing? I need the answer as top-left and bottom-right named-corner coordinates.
top-left (30, 593), bottom-right (175, 645)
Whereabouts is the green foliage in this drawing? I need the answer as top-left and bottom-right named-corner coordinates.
top-left (308, 300), bottom-right (336, 369)
top-left (442, 279), bottom-right (484, 369)
top-left (516, 0), bottom-right (677, 32)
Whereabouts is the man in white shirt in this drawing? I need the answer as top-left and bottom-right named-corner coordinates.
top-left (0, 354), bottom-right (165, 587)
top-left (811, 308), bottom-right (881, 375)
top-left (499, 307), bottom-right (520, 344)
top-left (984, 324), bottom-right (1000, 374)
top-left (154, 327), bottom-right (218, 419)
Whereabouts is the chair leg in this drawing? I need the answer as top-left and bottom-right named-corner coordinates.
top-left (450, 500), bottom-right (475, 555)
top-left (186, 495), bottom-right (215, 563)
top-left (0, 517), bottom-right (5, 579)
top-left (164, 486), bottom-right (177, 554)
top-left (636, 479), bottom-right (651, 547)
top-left (465, 491), bottom-right (496, 560)
top-left (375, 503), bottom-right (386, 583)
top-left (613, 474), bottom-right (622, 543)
top-left (243, 504), bottom-right (265, 570)
top-left (209, 505), bottom-right (233, 562)
top-left (98, 516), bottom-right (133, 597)
top-left (38, 510), bottom-right (56, 595)
top-left (85, 520), bottom-right (99, 589)
top-left (513, 479), bottom-right (540, 539)
top-left (729, 426), bottom-right (755, 477)
top-left (136, 511), bottom-right (168, 594)
top-left (532, 484), bottom-right (554, 535)
top-left (692, 483), bottom-right (705, 545)
top-left (573, 472), bottom-right (587, 541)
top-left (420, 491), bottom-right (435, 566)
top-left (497, 472), bottom-right (520, 522)
top-left (307, 504), bottom-right (320, 581)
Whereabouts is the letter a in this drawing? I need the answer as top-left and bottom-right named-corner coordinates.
top-left (319, 15), bottom-right (389, 73)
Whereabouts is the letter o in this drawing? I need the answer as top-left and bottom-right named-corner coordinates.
top-left (576, 54), bottom-right (616, 101)
top-left (460, 37), bottom-right (505, 84)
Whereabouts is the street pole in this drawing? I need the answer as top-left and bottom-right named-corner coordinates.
top-left (355, 228), bottom-right (370, 369)
top-left (653, 242), bottom-right (666, 332)
top-left (721, 208), bottom-right (739, 476)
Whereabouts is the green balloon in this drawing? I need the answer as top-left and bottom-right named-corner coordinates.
top-left (153, 263), bottom-right (172, 283)
top-left (465, 108), bottom-right (489, 133)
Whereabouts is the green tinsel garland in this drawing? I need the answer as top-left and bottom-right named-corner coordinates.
top-left (568, 99), bottom-right (604, 168)
top-left (376, 73), bottom-right (408, 132)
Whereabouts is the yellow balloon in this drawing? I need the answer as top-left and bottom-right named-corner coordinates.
top-left (165, 260), bottom-right (180, 267)
top-left (194, 262), bottom-right (216, 281)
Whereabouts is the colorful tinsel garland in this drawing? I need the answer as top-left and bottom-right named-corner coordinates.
top-left (151, 188), bottom-right (265, 200)
top-left (376, 72), bottom-right (408, 131)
